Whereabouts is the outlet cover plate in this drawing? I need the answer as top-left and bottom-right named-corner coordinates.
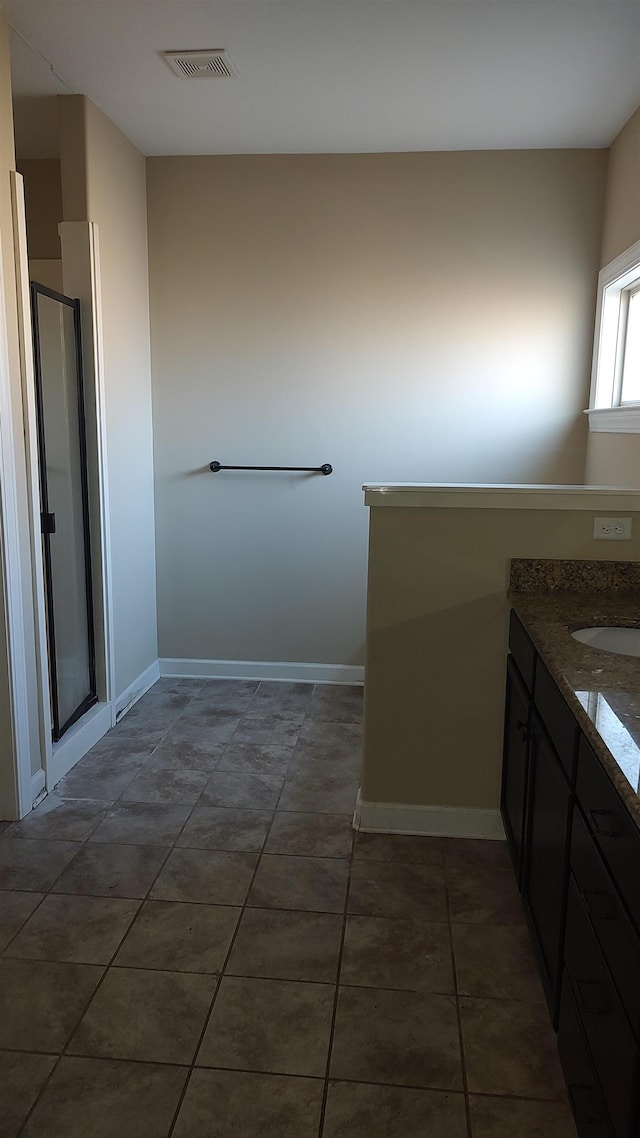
top-left (593, 516), bottom-right (632, 540)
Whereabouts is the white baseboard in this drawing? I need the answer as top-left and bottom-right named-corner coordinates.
top-left (353, 792), bottom-right (506, 840)
top-left (159, 658), bottom-right (364, 685)
top-left (31, 768), bottom-right (46, 807)
top-left (115, 659), bottom-right (161, 720)
top-left (47, 702), bottom-right (113, 790)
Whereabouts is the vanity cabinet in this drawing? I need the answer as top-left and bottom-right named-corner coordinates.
top-left (524, 711), bottom-right (573, 1011)
top-left (502, 611), bottom-right (640, 1138)
top-left (501, 656), bottom-right (531, 886)
top-left (502, 612), bottom-right (575, 1016)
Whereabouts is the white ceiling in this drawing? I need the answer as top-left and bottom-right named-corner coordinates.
top-left (6, 0), bottom-right (640, 159)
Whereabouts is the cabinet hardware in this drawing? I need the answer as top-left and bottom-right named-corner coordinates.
top-left (588, 809), bottom-right (623, 838)
top-left (576, 978), bottom-right (609, 1016)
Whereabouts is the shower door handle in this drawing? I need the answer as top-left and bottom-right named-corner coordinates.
top-left (41, 512), bottom-right (56, 535)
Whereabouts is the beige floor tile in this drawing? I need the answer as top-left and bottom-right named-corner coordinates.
top-left (348, 859), bottom-right (448, 920)
top-left (306, 686), bottom-right (364, 724)
top-left (232, 717), bottom-right (301, 747)
top-left (89, 802), bottom-right (191, 846)
top-left (69, 967), bottom-right (215, 1064)
top-left (354, 832), bottom-right (443, 866)
top-left (341, 915), bottom-right (454, 993)
top-left (468, 1094), bottom-right (578, 1137)
top-left (144, 743), bottom-right (224, 773)
top-left (0, 890), bottom-right (43, 950)
top-left (298, 720), bottom-right (362, 751)
top-left (446, 863), bottom-right (524, 925)
top-left (177, 807), bottom-right (272, 852)
top-left (21, 1056), bottom-right (187, 1138)
top-left (216, 743), bottom-right (293, 777)
top-left (198, 975), bottom-right (334, 1076)
top-left (4, 894), bottom-right (140, 965)
top-left (0, 1050), bottom-right (56, 1138)
top-left (226, 907), bottom-right (343, 982)
top-left (120, 767), bottom-right (209, 805)
top-left (245, 682), bottom-right (313, 720)
top-left (452, 923), bottom-right (545, 1001)
top-left (278, 769), bottom-right (358, 814)
top-left (461, 997), bottom-right (568, 1099)
top-left (0, 839), bottom-right (78, 892)
top-left (248, 854), bottom-right (349, 913)
top-left (0, 958), bottom-right (103, 1052)
top-left (151, 847), bottom-right (257, 904)
top-left (54, 750), bottom-right (149, 800)
top-left (176, 708), bottom-right (242, 741)
top-left (52, 843), bottom-right (167, 899)
top-left (198, 771), bottom-right (284, 810)
top-left (172, 1068), bottom-right (323, 1138)
top-left (115, 900), bottom-right (240, 972)
top-left (442, 838), bottom-right (511, 873)
top-left (265, 812), bottom-right (353, 857)
top-left (323, 1081), bottom-right (468, 1137)
top-left (5, 796), bottom-right (108, 842)
top-left (330, 986), bottom-right (463, 1090)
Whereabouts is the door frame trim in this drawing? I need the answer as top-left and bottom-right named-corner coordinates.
top-left (0, 174), bottom-right (39, 819)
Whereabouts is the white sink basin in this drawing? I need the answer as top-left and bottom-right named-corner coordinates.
top-left (571, 626), bottom-right (640, 658)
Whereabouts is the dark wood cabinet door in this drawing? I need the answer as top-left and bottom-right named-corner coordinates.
top-left (524, 714), bottom-right (572, 1015)
top-left (501, 656), bottom-right (531, 886)
top-left (557, 971), bottom-right (614, 1138)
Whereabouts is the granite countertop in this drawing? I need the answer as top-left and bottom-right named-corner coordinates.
top-left (509, 573), bottom-right (640, 828)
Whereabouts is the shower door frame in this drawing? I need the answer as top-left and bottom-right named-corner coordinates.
top-left (1, 183), bottom-right (115, 821)
top-left (30, 281), bottom-right (98, 742)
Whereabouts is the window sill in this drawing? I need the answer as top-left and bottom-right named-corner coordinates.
top-left (585, 406), bottom-right (640, 433)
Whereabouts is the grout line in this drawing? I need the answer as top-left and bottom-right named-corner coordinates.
top-left (0, 1041), bottom-right (568, 1103)
top-left (316, 815), bottom-right (355, 1137)
top-left (445, 863), bottom-right (474, 1138)
top-left (0, 891), bottom-right (51, 955)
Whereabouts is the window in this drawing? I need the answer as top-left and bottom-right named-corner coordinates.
top-left (587, 238), bottom-right (640, 432)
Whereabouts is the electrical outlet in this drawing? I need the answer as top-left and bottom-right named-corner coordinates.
top-left (593, 517), bottom-right (632, 540)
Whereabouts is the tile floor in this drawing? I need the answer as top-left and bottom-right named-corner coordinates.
top-left (0, 679), bottom-right (578, 1137)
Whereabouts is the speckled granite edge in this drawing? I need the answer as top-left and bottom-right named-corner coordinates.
top-left (510, 558), bottom-right (640, 594)
top-left (509, 591), bottom-right (640, 830)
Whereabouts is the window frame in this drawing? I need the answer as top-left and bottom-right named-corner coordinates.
top-left (586, 238), bottom-right (640, 433)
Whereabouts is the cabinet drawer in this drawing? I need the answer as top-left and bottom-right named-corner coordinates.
top-left (571, 806), bottom-right (640, 1039)
top-left (534, 659), bottom-right (578, 782)
top-left (557, 970), bottom-right (614, 1138)
top-left (565, 876), bottom-right (640, 1138)
top-left (508, 610), bottom-right (536, 693)
top-left (576, 736), bottom-right (640, 932)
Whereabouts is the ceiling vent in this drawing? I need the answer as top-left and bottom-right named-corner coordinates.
top-left (162, 50), bottom-right (238, 79)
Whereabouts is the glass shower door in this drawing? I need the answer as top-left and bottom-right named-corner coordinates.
top-left (31, 282), bottom-right (97, 741)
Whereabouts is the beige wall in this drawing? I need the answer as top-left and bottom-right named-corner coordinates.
top-left (15, 159), bottom-right (62, 261)
top-left (362, 504), bottom-right (640, 813)
top-left (600, 106), bottom-right (640, 266)
top-left (585, 106), bottom-right (640, 489)
top-left (0, 15), bottom-right (43, 789)
top-left (148, 151), bottom-right (606, 666)
top-left (58, 95), bottom-right (157, 698)
top-left (585, 432), bottom-right (640, 488)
